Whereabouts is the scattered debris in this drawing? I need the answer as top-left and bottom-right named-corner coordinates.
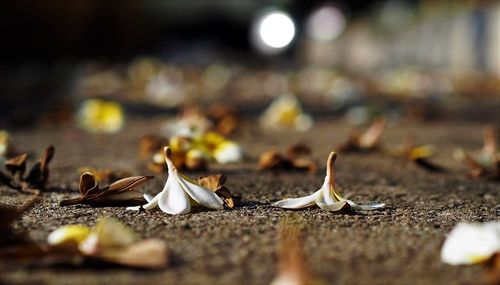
top-left (48, 217), bottom-right (169, 269)
top-left (77, 99), bottom-right (124, 133)
top-left (207, 104), bottom-right (239, 136)
top-left (128, 147), bottom-right (224, 215)
top-left (0, 146), bottom-right (54, 194)
top-left (259, 144), bottom-right (317, 173)
top-left (198, 174), bottom-right (236, 208)
top-left (337, 117), bottom-right (386, 152)
top-left (392, 135), bottom-right (446, 172)
top-left (453, 126), bottom-right (499, 179)
top-left (273, 151), bottom-right (385, 212)
top-left (260, 93), bottom-right (313, 132)
top-left (60, 172), bottom-right (152, 207)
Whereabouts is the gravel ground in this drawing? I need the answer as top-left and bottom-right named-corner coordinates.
top-left (1, 118), bottom-right (499, 285)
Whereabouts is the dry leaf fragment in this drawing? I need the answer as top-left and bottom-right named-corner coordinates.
top-left (198, 174), bottom-right (235, 208)
top-left (78, 167), bottom-right (133, 184)
top-left (60, 172), bottom-right (153, 207)
top-left (337, 117), bottom-right (386, 152)
top-left (286, 143), bottom-right (312, 160)
top-left (259, 147), bottom-right (317, 173)
top-left (0, 146), bottom-right (55, 193)
top-left (207, 104), bottom-right (239, 136)
top-left (5, 153), bottom-right (28, 177)
top-left (392, 135), bottom-right (446, 172)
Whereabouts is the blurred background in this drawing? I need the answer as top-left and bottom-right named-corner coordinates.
top-left (0, 0), bottom-right (499, 127)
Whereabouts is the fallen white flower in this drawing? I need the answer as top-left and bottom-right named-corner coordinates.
top-left (441, 222), bottom-right (500, 265)
top-left (260, 93), bottom-right (313, 132)
top-left (273, 152), bottom-right (385, 212)
top-left (128, 146), bottom-right (224, 215)
top-left (213, 141), bottom-right (243, 164)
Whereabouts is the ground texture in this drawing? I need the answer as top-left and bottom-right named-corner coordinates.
top-left (1, 118), bottom-right (499, 285)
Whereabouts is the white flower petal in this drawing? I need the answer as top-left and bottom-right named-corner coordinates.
top-left (177, 174), bottom-right (224, 210)
top-left (127, 192), bottom-right (160, 211)
top-left (144, 193), bottom-right (154, 203)
top-left (273, 190), bottom-right (320, 209)
top-left (316, 179), bottom-right (343, 205)
top-left (316, 199), bottom-right (349, 212)
top-left (157, 177), bottom-right (191, 215)
top-left (441, 222), bottom-right (500, 265)
top-left (346, 200), bottom-right (385, 211)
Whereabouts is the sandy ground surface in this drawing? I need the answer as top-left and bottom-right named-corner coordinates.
top-left (1, 118), bottom-right (499, 285)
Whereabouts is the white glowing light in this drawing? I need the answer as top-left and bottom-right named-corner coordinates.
top-left (306, 6), bottom-right (346, 42)
top-left (252, 10), bottom-right (295, 54)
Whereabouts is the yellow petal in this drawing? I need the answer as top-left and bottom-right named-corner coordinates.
top-left (47, 225), bottom-right (91, 245)
top-left (77, 99), bottom-right (124, 133)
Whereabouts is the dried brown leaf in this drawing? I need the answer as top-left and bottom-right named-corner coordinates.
top-left (198, 174), bottom-right (234, 208)
top-left (198, 174), bottom-right (226, 190)
top-left (5, 153), bottom-right (28, 176)
top-left (291, 158), bottom-right (317, 173)
top-left (79, 172), bottom-right (99, 196)
top-left (286, 143), bottom-right (311, 159)
top-left (106, 175), bottom-right (153, 192)
top-left (60, 173), bottom-right (153, 207)
top-left (139, 134), bottom-right (168, 159)
top-left (78, 167), bottom-right (132, 184)
top-left (23, 146), bottom-right (55, 190)
top-left (259, 147), bottom-right (317, 173)
top-left (338, 118), bottom-right (386, 152)
top-left (259, 150), bottom-right (288, 170)
top-left (0, 146), bottom-right (54, 193)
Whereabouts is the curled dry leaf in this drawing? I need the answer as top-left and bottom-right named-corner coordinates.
top-left (337, 117), bottom-right (386, 152)
top-left (60, 172), bottom-right (153, 207)
top-left (0, 146), bottom-right (55, 193)
top-left (207, 104), bottom-right (240, 136)
top-left (78, 167), bottom-right (133, 184)
top-left (259, 145), bottom-right (317, 173)
top-left (198, 174), bottom-right (235, 208)
top-left (392, 135), bottom-right (446, 172)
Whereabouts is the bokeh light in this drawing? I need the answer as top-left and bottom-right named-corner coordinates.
top-left (306, 5), bottom-right (346, 42)
top-left (252, 10), bottom-right (295, 54)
